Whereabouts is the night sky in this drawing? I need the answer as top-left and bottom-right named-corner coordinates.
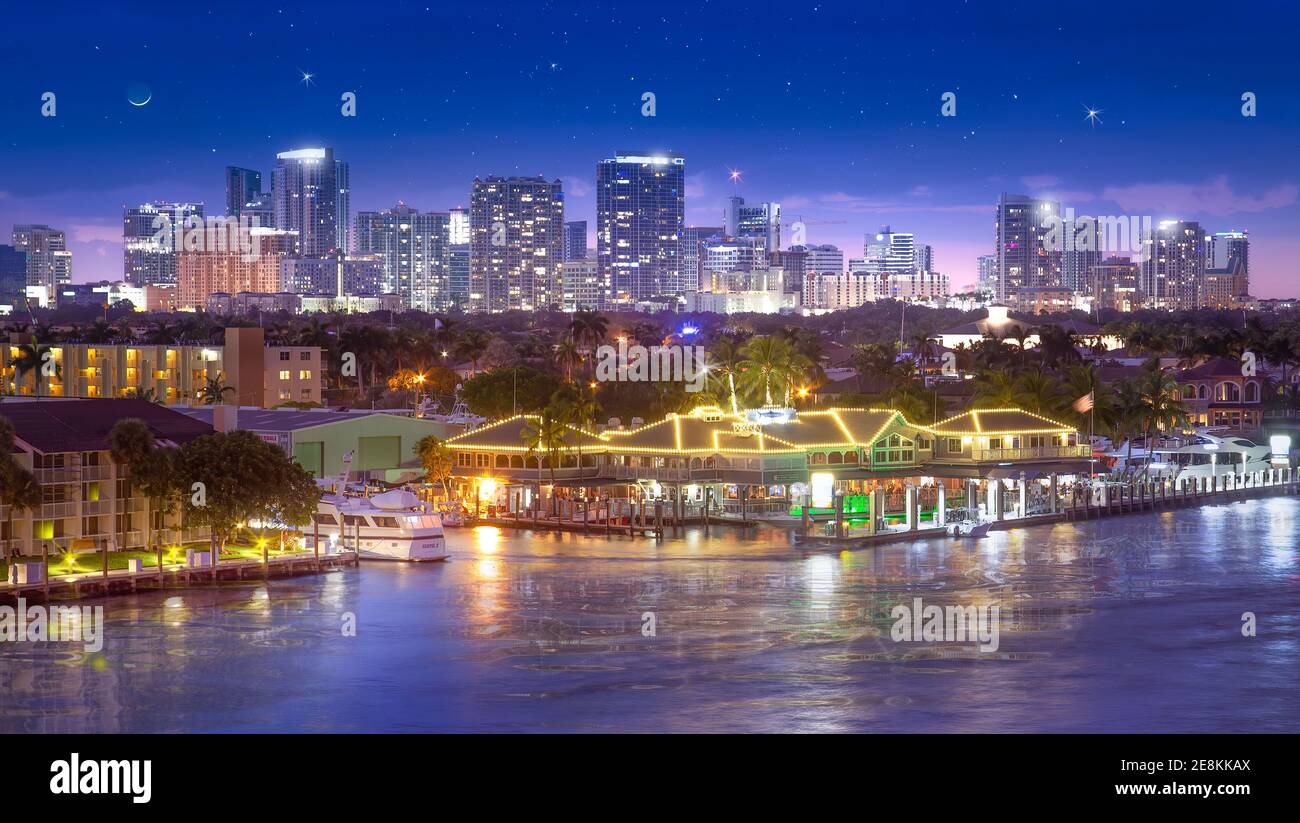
top-left (2, 0), bottom-right (1298, 295)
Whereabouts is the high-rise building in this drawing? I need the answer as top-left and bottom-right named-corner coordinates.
top-left (225, 167), bottom-right (263, 218)
top-left (700, 235), bottom-right (769, 279)
top-left (448, 207), bottom-right (470, 245)
top-left (1208, 230), bottom-right (1249, 290)
top-left (122, 202), bottom-right (205, 286)
top-left (977, 254), bottom-right (998, 294)
top-left (354, 203), bottom-right (451, 311)
top-left (447, 244), bottom-right (470, 311)
top-left (799, 243), bottom-right (844, 275)
top-left (281, 254), bottom-right (385, 296)
top-left (561, 258), bottom-right (604, 311)
top-left (1059, 213), bottom-right (1102, 294)
top-left (596, 151), bottom-right (685, 303)
top-left (677, 226), bottom-right (724, 294)
top-left (272, 148), bottom-right (343, 258)
top-left (469, 176), bottom-right (565, 313)
top-left (11, 224), bottom-right (71, 293)
top-left (724, 196), bottom-right (781, 253)
top-left (177, 248), bottom-right (286, 311)
top-left (335, 159), bottom-right (351, 252)
top-left (1141, 220), bottom-right (1205, 310)
top-left (0, 244), bottom-right (27, 309)
top-left (770, 247), bottom-right (808, 295)
top-left (1091, 257), bottom-right (1142, 312)
top-left (995, 194), bottom-right (1060, 301)
top-left (563, 220), bottom-right (588, 262)
top-left (862, 225), bottom-right (919, 273)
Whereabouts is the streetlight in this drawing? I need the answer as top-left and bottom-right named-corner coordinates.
top-left (413, 372), bottom-right (425, 416)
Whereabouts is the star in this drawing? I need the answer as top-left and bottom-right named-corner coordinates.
top-left (299, 69), bottom-right (315, 87)
top-left (1082, 104), bottom-right (1103, 127)
top-left (728, 168), bottom-right (743, 184)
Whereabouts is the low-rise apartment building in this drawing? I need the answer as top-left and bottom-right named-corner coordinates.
top-left (0, 399), bottom-right (213, 556)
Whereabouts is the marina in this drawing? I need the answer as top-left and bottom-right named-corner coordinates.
top-left (3, 494), bottom-right (1295, 734)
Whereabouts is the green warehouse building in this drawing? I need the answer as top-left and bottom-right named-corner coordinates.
top-left (175, 406), bottom-right (464, 484)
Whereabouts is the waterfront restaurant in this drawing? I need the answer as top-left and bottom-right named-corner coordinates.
top-left (444, 403), bottom-right (1091, 529)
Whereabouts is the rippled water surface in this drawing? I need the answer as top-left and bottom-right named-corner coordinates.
top-left (2, 496), bottom-right (1297, 732)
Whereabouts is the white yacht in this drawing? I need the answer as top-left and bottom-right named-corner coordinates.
top-left (309, 488), bottom-right (449, 561)
top-left (1145, 431), bottom-right (1273, 483)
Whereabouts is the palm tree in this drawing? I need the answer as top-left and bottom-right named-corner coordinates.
top-left (552, 386), bottom-right (598, 481)
top-left (738, 336), bottom-right (809, 406)
top-left (415, 435), bottom-right (454, 501)
top-left (1135, 360), bottom-right (1189, 470)
top-left (850, 343), bottom-right (896, 393)
top-left (705, 337), bottom-right (745, 413)
top-left (456, 328), bottom-right (493, 376)
top-left (553, 335), bottom-right (583, 383)
top-left (12, 342), bottom-right (60, 397)
top-left (1036, 324), bottom-right (1080, 371)
top-left (521, 412), bottom-right (567, 515)
top-left (0, 417), bottom-right (41, 562)
top-left (124, 387), bottom-right (163, 404)
top-left (107, 419), bottom-right (156, 578)
top-left (972, 369), bottom-right (1020, 408)
top-left (198, 373), bottom-right (235, 405)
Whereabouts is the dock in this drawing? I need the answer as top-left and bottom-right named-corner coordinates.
top-left (797, 471), bottom-right (1300, 549)
top-left (0, 549), bottom-right (359, 604)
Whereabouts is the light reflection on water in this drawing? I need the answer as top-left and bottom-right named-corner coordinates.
top-left (2, 498), bottom-right (1297, 732)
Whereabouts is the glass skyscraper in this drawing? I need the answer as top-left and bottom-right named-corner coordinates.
top-left (469, 176), bottom-right (565, 313)
top-left (123, 202), bottom-right (204, 286)
top-left (354, 203), bottom-right (451, 311)
top-left (272, 148), bottom-right (346, 258)
top-left (596, 151), bottom-right (684, 303)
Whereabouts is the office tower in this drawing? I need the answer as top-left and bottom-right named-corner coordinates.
top-left (770, 247), bottom-right (808, 295)
top-left (1141, 221), bottom-right (1205, 310)
top-left (563, 220), bottom-right (588, 262)
top-left (225, 167), bottom-right (263, 218)
top-left (1205, 231), bottom-right (1249, 309)
top-left (561, 258), bottom-right (603, 311)
top-left (122, 202), bottom-right (205, 286)
top-left (1091, 257), bottom-right (1142, 312)
top-left (11, 224), bottom-right (70, 292)
top-left (724, 196), bottom-right (781, 253)
top-left (354, 203), bottom-right (451, 311)
top-left (448, 207), bottom-right (470, 244)
top-left (335, 159), bottom-right (351, 252)
top-left (272, 148), bottom-right (341, 258)
top-left (1058, 213), bottom-right (1103, 293)
top-left (678, 226), bottom-right (724, 294)
top-left (596, 151), bottom-right (685, 303)
top-left (700, 235), bottom-right (769, 277)
top-left (0, 244), bottom-right (26, 307)
top-left (469, 176), bottom-right (565, 313)
top-left (1209, 230), bottom-right (1249, 281)
top-left (977, 254), bottom-right (998, 294)
top-left (447, 244), bottom-right (470, 310)
top-left (799, 243), bottom-right (844, 275)
top-left (862, 225), bottom-right (919, 273)
top-left (995, 194), bottom-right (1061, 301)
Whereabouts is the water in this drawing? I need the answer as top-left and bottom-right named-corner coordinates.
top-left (2, 497), bottom-right (1297, 732)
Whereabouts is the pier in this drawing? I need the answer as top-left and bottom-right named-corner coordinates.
top-left (0, 549), bottom-right (359, 604)
top-left (797, 468), bottom-right (1300, 548)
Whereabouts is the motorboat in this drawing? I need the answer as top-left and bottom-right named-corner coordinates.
top-left (948, 519), bottom-right (993, 538)
top-left (1146, 431), bottom-right (1273, 483)
top-left (309, 488), bottom-right (449, 561)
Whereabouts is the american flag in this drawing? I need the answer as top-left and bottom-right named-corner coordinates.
top-left (1072, 391), bottom-right (1094, 413)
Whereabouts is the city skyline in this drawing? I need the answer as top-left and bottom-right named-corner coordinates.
top-left (2, 1), bottom-right (1297, 298)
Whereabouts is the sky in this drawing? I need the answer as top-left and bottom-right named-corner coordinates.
top-left (1, 0), bottom-right (1298, 296)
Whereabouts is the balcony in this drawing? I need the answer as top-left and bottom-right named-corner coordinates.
top-left (968, 445), bottom-right (1091, 462)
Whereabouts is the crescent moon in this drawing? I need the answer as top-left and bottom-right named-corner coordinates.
top-left (129, 93), bottom-right (151, 107)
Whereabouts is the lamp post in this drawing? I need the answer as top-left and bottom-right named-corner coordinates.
top-left (413, 372), bottom-right (425, 416)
